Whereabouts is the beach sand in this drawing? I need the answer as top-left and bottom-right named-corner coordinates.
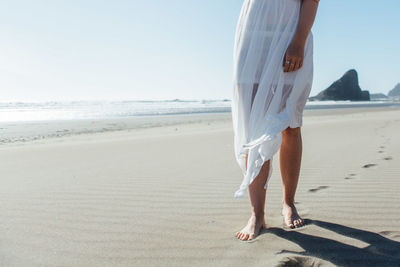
top-left (0, 107), bottom-right (399, 266)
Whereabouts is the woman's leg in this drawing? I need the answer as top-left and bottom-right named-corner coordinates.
top-left (236, 156), bottom-right (269, 241)
top-left (280, 126), bottom-right (305, 228)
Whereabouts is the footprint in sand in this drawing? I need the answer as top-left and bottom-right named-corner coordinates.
top-left (345, 173), bottom-right (358, 180)
top-left (379, 230), bottom-right (400, 239)
top-left (275, 256), bottom-right (318, 267)
top-left (378, 150), bottom-right (385, 153)
top-left (362, 163), bottom-right (377, 168)
top-left (308, 186), bottom-right (329, 193)
top-left (383, 156), bottom-right (393, 161)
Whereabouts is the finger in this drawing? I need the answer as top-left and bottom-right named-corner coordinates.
top-left (284, 61), bottom-right (289, 72)
top-left (299, 59), bottom-right (303, 69)
top-left (283, 57), bottom-right (288, 71)
top-left (288, 56), bottom-right (297, 72)
top-left (288, 58), bottom-right (296, 72)
top-left (284, 57), bottom-right (292, 72)
top-left (292, 57), bottom-right (301, 71)
top-left (294, 59), bottom-right (301, 71)
top-left (284, 55), bottom-right (292, 72)
top-left (296, 57), bottom-right (303, 71)
top-left (290, 62), bottom-right (295, 72)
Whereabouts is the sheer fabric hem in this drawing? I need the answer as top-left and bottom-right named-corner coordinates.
top-left (233, 135), bottom-right (281, 198)
top-left (233, 127), bottom-right (284, 199)
top-left (233, 103), bottom-right (304, 199)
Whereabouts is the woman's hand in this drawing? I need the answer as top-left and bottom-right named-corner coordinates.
top-left (282, 0), bottom-right (319, 72)
top-left (283, 41), bottom-right (305, 72)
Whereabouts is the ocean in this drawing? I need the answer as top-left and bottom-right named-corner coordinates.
top-left (1, 99), bottom-right (399, 123)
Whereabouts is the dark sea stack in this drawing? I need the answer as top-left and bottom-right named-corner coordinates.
top-left (388, 83), bottom-right (400, 98)
top-left (310, 69), bottom-right (370, 101)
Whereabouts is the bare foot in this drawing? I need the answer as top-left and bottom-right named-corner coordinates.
top-left (235, 214), bottom-right (266, 241)
top-left (282, 203), bottom-right (304, 229)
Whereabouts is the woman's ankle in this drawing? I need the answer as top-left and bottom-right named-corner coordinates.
top-left (251, 211), bottom-right (265, 218)
top-left (282, 199), bottom-right (295, 206)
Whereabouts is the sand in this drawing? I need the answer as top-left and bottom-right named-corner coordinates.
top-left (0, 107), bottom-right (399, 266)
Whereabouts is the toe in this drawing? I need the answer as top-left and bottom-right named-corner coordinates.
top-left (286, 218), bottom-right (294, 228)
top-left (244, 234), bottom-right (249, 240)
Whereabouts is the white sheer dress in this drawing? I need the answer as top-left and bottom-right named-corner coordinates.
top-left (232, 0), bottom-right (314, 198)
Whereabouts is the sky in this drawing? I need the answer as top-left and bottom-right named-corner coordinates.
top-left (1, 0), bottom-right (399, 102)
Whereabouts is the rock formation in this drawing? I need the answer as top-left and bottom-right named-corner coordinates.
top-left (310, 69), bottom-right (370, 101)
top-left (388, 83), bottom-right (400, 99)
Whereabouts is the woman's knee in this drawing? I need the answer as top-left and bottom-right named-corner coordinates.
top-left (282, 126), bottom-right (301, 137)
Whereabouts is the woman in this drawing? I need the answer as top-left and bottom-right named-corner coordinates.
top-left (232, 0), bottom-right (319, 241)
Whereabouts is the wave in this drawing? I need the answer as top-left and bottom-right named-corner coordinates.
top-left (1, 99), bottom-right (399, 123)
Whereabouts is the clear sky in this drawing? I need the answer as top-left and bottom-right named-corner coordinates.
top-left (1, 0), bottom-right (399, 102)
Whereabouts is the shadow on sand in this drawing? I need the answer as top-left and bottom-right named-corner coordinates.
top-left (267, 219), bottom-right (400, 267)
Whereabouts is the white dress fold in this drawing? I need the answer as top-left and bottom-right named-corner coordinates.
top-left (232, 0), bottom-right (314, 198)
